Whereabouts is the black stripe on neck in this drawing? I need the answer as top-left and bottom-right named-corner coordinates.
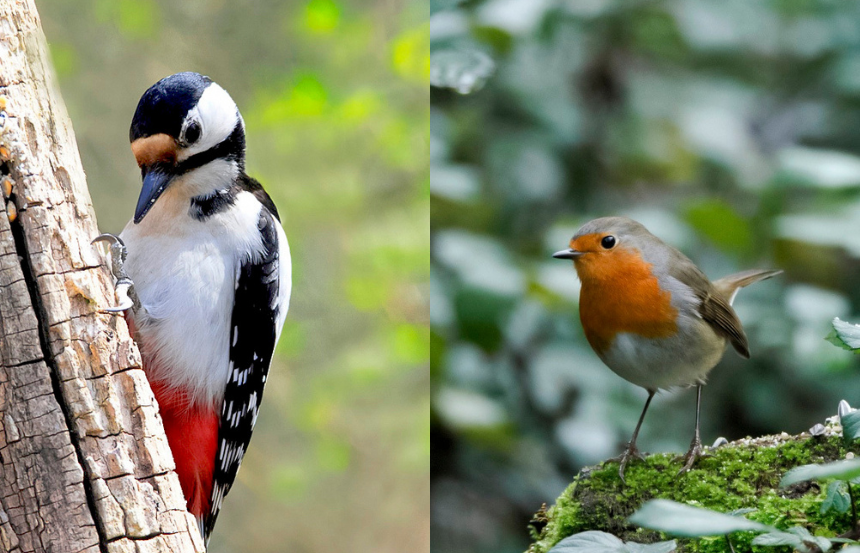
top-left (189, 184), bottom-right (240, 220)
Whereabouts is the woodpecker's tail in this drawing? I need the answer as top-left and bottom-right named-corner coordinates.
top-left (712, 269), bottom-right (782, 305)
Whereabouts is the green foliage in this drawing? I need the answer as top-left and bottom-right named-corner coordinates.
top-left (547, 531), bottom-right (675, 553)
top-left (684, 200), bottom-right (753, 255)
top-left (843, 411), bottom-right (860, 443)
top-left (93, 0), bottom-right (159, 39)
top-left (629, 499), bottom-right (856, 553)
top-left (828, 318), bottom-right (860, 353)
top-left (631, 499), bottom-right (849, 553)
top-left (304, 0), bottom-right (341, 33)
top-left (534, 428), bottom-right (860, 553)
top-left (529, 435), bottom-right (856, 553)
top-left (821, 480), bottom-right (851, 515)
top-left (629, 500), bottom-right (773, 536)
top-left (780, 459), bottom-right (860, 488)
top-left (751, 527), bottom-right (834, 553)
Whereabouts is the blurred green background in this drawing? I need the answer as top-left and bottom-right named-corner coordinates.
top-left (37, 1), bottom-right (428, 551)
top-left (431, 1), bottom-right (860, 552)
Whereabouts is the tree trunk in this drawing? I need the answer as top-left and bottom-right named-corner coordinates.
top-left (0, 1), bottom-right (203, 551)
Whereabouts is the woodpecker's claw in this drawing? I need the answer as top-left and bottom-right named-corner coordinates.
top-left (101, 281), bottom-right (135, 313)
top-left (92, 233), bottom-right (137, 313)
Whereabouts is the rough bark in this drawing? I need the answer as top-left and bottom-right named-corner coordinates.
top-left (0, 1), bottom-right (203, 552)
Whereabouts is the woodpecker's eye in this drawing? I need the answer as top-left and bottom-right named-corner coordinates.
top-left (601, 235), bottom-right (616, 249)
top-left (182, 120), bottom-right (201, 145)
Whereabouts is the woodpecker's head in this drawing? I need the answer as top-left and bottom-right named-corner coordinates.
top-left (129, 72), bottom-right (245, 223)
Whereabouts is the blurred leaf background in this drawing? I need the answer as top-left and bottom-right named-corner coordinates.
top-left (431, 1), bottom-right (860, 552)
top-left (37, 1), bottom-right (429, 551)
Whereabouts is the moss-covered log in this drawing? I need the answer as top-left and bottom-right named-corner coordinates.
top-left (527, 427), bottom-right (858, 553)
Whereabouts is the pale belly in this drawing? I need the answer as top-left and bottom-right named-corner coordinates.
top-left (117, 190), bottom-right (268, 407)
top-left (597, 322), bottom-right (728, 390)
top-left (120, 230), bottom-right (237, 408)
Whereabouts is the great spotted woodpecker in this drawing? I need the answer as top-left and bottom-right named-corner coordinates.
top-left (94, 72), bottom-right (291, 544)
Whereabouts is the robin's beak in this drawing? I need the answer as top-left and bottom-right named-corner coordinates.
top-left (130, 134), bottom-right (179, 224)
top-left (553, 248), bottom-right (583, 260)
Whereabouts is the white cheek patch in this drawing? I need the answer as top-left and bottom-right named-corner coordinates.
top-left (177, 82), bottom-right (241, 161)
top-left (174, 158), bottom-right (239, 198)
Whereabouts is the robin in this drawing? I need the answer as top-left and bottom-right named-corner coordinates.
top-left (553, 216), bottom-right (780, 481)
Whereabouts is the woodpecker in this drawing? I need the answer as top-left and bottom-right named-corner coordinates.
top-left (94, 72), bottom-right (291, 544)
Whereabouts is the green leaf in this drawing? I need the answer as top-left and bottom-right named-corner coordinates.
top-left (753, 527), bottom-right (832, 553)
top-left (685, 200), bottom-right (753, 255)
top-left (752, 531), bottom-right (802, 547)
top-left (827, 318), bottom-right (860, 352)
top-left (304, 0), bottom-right (341, 33)
top-left (791, 527), bottom-right (832, 553)
top-left (628, 499), bottom-right (774, 537)
top-left (625, 541), bottom-right (678, 553)
top-left (780, 459), bottom-right (860, 488)
top-left (843, 410), bottom-right (860, 442)
top-left (729, 508), bottom-right (757, 516)
top-left (546, 531), bottom-right (625, 553)
top-left (821, 480), bottom-right (851, 514)
top-left (430, 50), bottom-right (495, 94)
top-left (547, 531), bottom-right (676, 553)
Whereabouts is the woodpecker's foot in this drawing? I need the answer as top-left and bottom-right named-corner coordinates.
top-left (676, 436), bottom-right (711, 475)
top-left (611, 441), bottom-right (646, 484)
top-left (92, 233), bottom-right (138, 313)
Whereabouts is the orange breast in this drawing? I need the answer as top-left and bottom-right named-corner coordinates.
top-left (576, 247), bottom-right (678, 354)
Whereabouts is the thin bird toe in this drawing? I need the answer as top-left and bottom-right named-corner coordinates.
top-left (676, 443), bottom-right (710, 475)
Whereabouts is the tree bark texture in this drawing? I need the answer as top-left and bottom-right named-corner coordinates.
top-left (0, 1), bottom-right (203, 552)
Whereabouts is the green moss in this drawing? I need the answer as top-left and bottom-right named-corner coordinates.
top-left (527, 433), bottom-right (858, 553)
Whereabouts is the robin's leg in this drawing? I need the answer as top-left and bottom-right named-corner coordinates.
top-left (613, 389), bottom-right (655, 483)
top-left (678, 385), bottom-right (710, 474)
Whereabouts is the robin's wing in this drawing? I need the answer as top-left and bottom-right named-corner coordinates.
top-left (669, 259), bottom-right (750, 359)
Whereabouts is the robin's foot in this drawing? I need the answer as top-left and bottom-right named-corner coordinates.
top-left (92, 233), bottom-right (139, 314)
top-left (611, 441), bottom-right (646, 483)
top-left (676, 436), bottom-right (711, 475)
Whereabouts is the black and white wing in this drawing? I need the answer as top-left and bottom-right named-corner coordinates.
top-left (204, 207), bottom-right (282, 539)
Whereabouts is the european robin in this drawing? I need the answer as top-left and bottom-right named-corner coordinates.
top-left (553, 217), bottom-right (780, 480)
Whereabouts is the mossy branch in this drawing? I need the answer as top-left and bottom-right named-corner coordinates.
top-left (527, 429), bottom-right (858, 553)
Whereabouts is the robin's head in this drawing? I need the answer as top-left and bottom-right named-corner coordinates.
top-left (552, 217), bottom-right (663, 281)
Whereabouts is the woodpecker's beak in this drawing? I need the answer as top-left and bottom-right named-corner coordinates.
top-left (552, 248), bottom-right (583, 260)
top-left (131, 134), bottom-right (179, 224)
top-left (134, 167), bottom-right (174, 223)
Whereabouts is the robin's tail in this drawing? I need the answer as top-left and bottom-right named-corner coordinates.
top-left (712, 269), bottom-right (782, 305)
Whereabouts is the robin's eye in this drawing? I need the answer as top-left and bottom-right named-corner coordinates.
top-left (182, 120), bottom-right (201, 145)
top-left (601, 235), bottom-right (616, 249)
